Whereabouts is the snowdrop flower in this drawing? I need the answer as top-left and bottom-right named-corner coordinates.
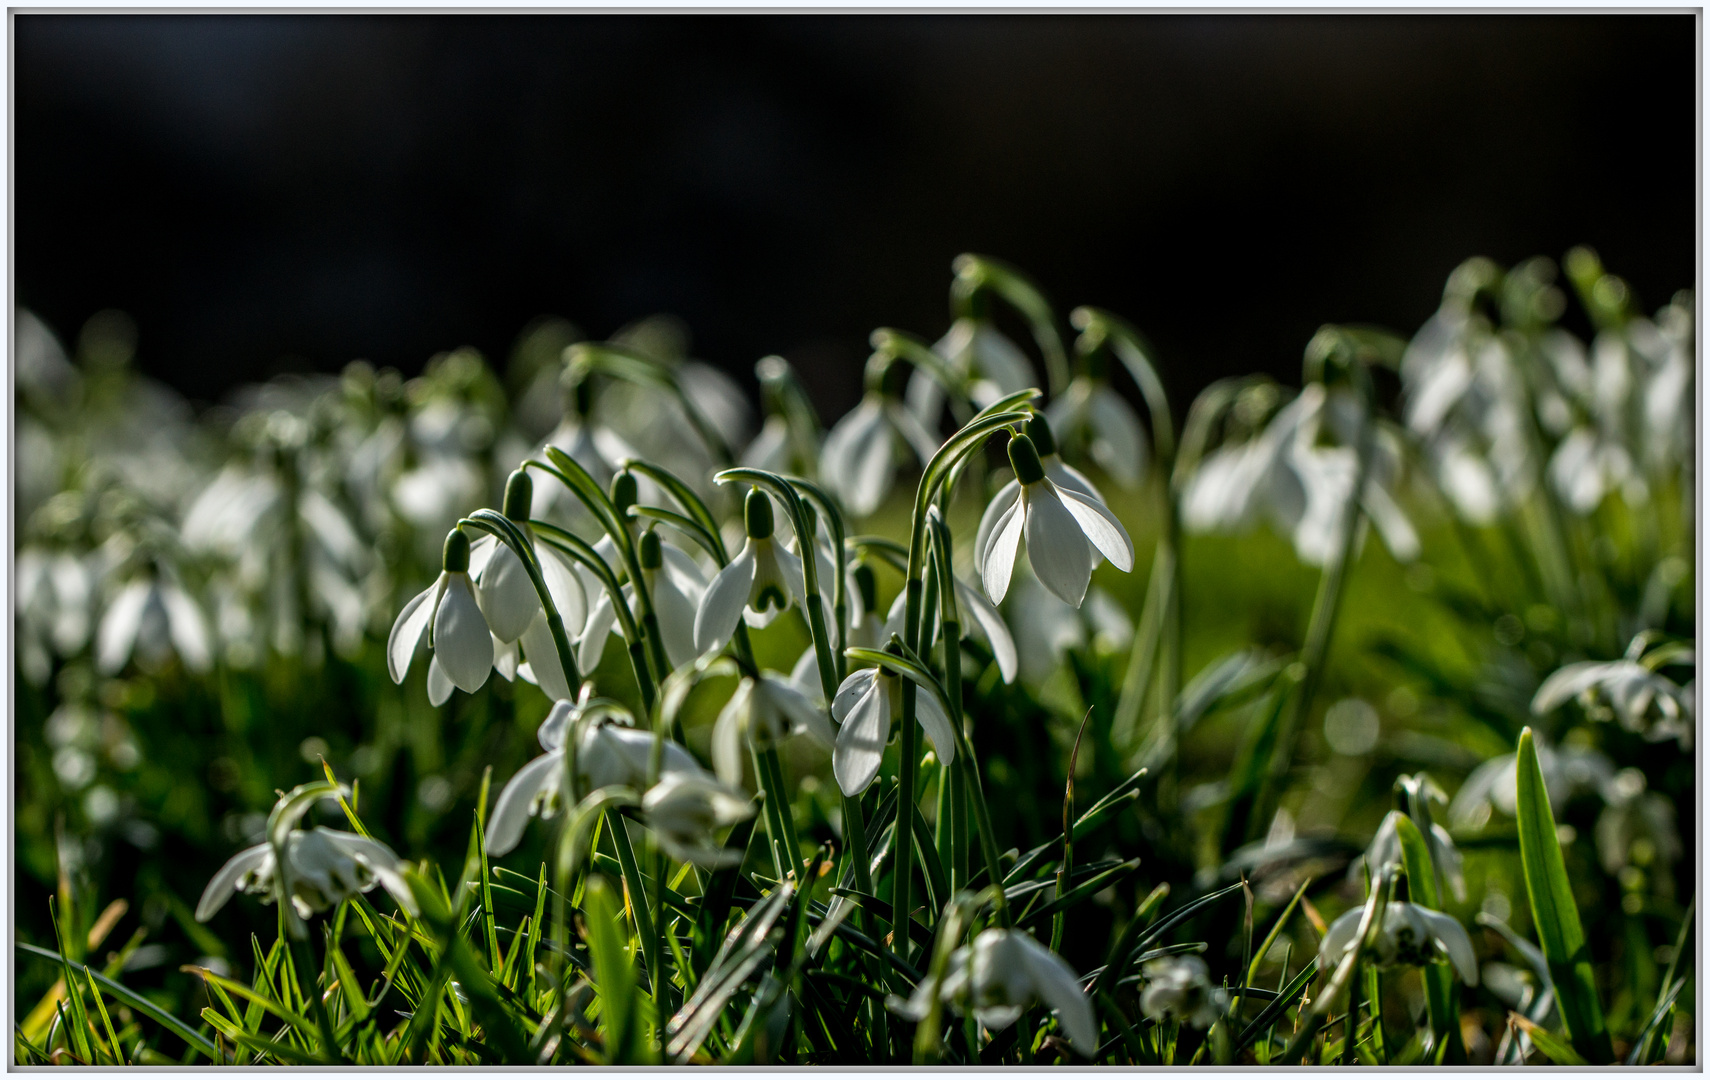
top-left (388, 528), bottom-right (494, 704)
top-left (466, 472), bottom-right (587, 646)
top-left (694, 490), bottom-right (807, 654)
top-left (197, 826), bottom-right (417, 922)
top-left (531, 381), bottom-right (640, 519)
top-left (1138, 955), bottom-right (1229, 1029)
top-left (1533, 654), bottom-right (1693, 747)
top-left (975, 431), bottom-right (1134, 608)
top-left (1319, 901), bottom-right (1478, 986)
top-left (1352, 810), bottom-right (1467, 903)
top-left (96, 571), bottom-right (212, 676)
top-left (1548, 426), bottom-right (1642, 514)
top-left (1448, 735), bottom-right (1612, 831)
top-left (1594, 768), bottom-right (1681, 877)
top-left (16, 549), bottom-right (94, 686)
top-left (894, 927), bottom-right (1097, 1055)
top-left (821, 362), bottom-right (942, 518)
top-left (882, 572), bottom-right (1019, 685)
top-left (710, 673), bottom-right (834, 790)
top-left (1045, 369), bottom-right (1149, 489)
top-left (487, 697), bottom-right (712, 855)
top-left (907, 317), bottom-right (1036, 427)
top-left (577, 528), bottom-right (708, 672)
top-left (643, 773), bottom-right (756, 868)
top-left (830, 664), bottom-right (957, 797)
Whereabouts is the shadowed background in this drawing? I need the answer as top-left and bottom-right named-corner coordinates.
top-left (15, 14), bottom-right (1696, 417)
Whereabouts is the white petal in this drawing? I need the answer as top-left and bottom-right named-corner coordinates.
top-left (387, 581), bottom-right (438, 684)
top-left (493, 635), bottom-right (520, 681)
top-left (466, 534), bottom-right (499, 578)
top-left (1055, 483), bottom-right (1135, 572)
top-left (1417, 908), bottom-right (1480, 986)
top-left (576, 589), bottom-right (619, 673)
top-left (1089, 387), bottom-right (1148, 489)
top-left (889, 401), bottom-right (943, 465)
top-left (696, 548), bottom-right (756, 655)
top-left (1015, 934), bottom-right (1098, 1055)
top-left (974, 480), bottom-right (1021, 569)
top-left (1361, 480), bottom-right (1421, 562)
top-left (521, 613), bottom-right (573, 702)
top-left (96, 581), bottom-right (151, 675)
top-left (1023, 486), bottom-right (1093, 607)
top-left (434, 576), bottom-right (493, 693)
top-left (981, 497), bottom-right (1026, 605)
top-left (956, 579), bottom-right (1017, 684)
top-left (160, 584), bottom-right (212, 673)
top-left (771, 544), bottom-right (806, 608)
top-left (913, 687), bottom-right (957, 767)
top-left (824, 402), bottom-right (889, 517)
top-left (486, 752), bottom-right (562, 856)
top-left (538, 544), bottom-right (589, 634)
top-left (1046, 457), bottom-right (1103, 503)
top-left (649, 571), bottom-right (702, 669)
top-left (1318, 907), bottom-right (1364, 971)
top-left (765, 674), bottom-right (835, 748)
top-left (711, 682), bottom-right (752, 789)
top-left (833, 683), bottom-right (888, 796)
top-left (195, 843), bottom-right (273, 921)
top-left (427, 656), bottom-right (455, 706)
top-left (832, 668), bottom-right (878, 724)
top-left (476, 542), bottom-right (541, 643)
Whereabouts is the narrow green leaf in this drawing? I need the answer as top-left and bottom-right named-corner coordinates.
top-left (1509, 1011), bottom-right (1590, 1065)
top-left (1392, 813), bottom-right (1460, 1059)
top-left (1513, 727), bottom-right (1613, 1063)
top-left (583, 875), bottom-right (645, 1063)
top-left (17, 943), bottom-right (219, 1061)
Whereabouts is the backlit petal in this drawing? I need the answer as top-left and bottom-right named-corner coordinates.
top-left (1023, 485), bottom-right (1092, 607)
top-left (834, 682), bottom-right (888, 796)
top-left (1056, 483), bottom-right (1135, 571)
top-left (387, 580), bottom-right (438, 683)
top-left (434, 575), bottom-right (494, 693)
top-left (695, 548), bottom-right (755, 654)
top-left (981, 497), bottom-right (1025, 605)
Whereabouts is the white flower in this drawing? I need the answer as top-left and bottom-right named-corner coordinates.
top-left (643, 773), bottom-right (756, 867)
top-left (1533, 655), bottom-right (1693, 748)
top-left (1045, 375), bottom-right (1149, 489)
top-left (694, 491), bottom-right (808, 654)
top-left (1138, 955), bottom-right (1229, 1029)
top-left (388, 529), bottom-right (495, 704)
top-left (894, 927), bottom-right (1097, 1055)
top-left (1448, 735), bottom-right (1612, 831)
top-left (974, 431), bottom-right (1134, 608)
top-left (1352, 809), bottom-right (1467, 903)
top-left (830, 666), bottom-right (957, 797)
top-left (742, 414), bottom-right (794, 474)
top-left (16, 549), bottom-right (94, 684)
top-left (578, 532), bottom-right (709, 673)
top-left (710, 673), bottom-right (834, 790)
top-left (821, 383), bottom-right (942, 518)
top-left (486, 699), bottom-right (712, 856)
top-left (531, 389), bottom-right (640, 521)
top-left (883, 572), bottom-right (1019, 685)
top-left (96, 572), bottom-right (212, 675)
top-left (1319, 901), bottom-right (1478, 986)
top-left (196, 826), bottom-right (417, 922)
top-left (1594, 768), bottom-right (1681, 876)
top-left (907, 318), bottom-right (1036, 428)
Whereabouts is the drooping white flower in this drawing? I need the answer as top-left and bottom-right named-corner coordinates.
top-left (643, 773), bottom-right (756, 867)
top-left (577, 528), bottom-right (708, 672)
top-left (821, 365), bottom-right (943, 518)
top-left (1533, 653), bottom-right (1693, 748)
top-left (531, 382), bottom-right (641, 521)
top-left (694, 491), bottom-right (807, 654)
top-left (1594, 767), bottom-right (1681, 876)
top-left (196, 826), bottom-right (417, 922)
top-left (1448, 734), bottom-right (1613, 831)
top-left (486, 697), bottom-right (713, 856)
top-left (830, 665), bottom-right (957, 797)
top-left (893, 927), bottom-right (1097, 1055)
top-left (95, 571), bottom-right (212, 676)
top-left (464, 472), bottom-right (588, 646)
top-left (1319, 901), bottom-right (1478, 986)
top-left (907, 317), bottom-right (1036, 428)
top-left (1045, 374), bottom-right (1149, 489)
top-left (1352, 809), bottom-right (1467, 904)
top-left (388, 528), bottom-right (495, 704)
top-left (882, 574), bottom-right (1019, 685)
top-left (16, 548), bottom-right (94, 685)
top-left (975, 431), bottom-right (1134, 608)
top-left (710, 673), bottom-right (834, 790)
top-left (1138, 955), bottom-right (1229, 1029)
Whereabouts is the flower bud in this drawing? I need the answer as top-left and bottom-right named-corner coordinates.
top-left (853, 562), bottom-right (878, 613)
top-left (744, 489), bottom-right (774, 540)
top-left (1007, 433), bottom-right (1047, 485)
top-left (442, 527), bottom-right (471, 573)
top-left (502, 470), bottom-right (533, 522)
top-left (1025, 414), bottom-right (1058, 458)
top-left (609, 471), bottom-right (637, 512)
top-left (639, 528), bottom-right (663, 570)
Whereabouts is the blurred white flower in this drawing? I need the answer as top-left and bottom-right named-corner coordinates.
top-left (643, 772), bottom-right (755, 867)
top-left (388, 530), bottom-right (494, 704)
top-left (196, 826), bottom-right (417, 922)
top-left (821, 383), bottom-right (942, 518)
top-left (1594, 768), bottom-right (1681, 877)
top-left (1319, 901), bottom-right (1478, 985)
top-left (486, 699), bottom-right (711, 856)
top-left (894, 927), bottom-right (1097, 1055)
top-left (1448, 734), bottom-right (1613, 831)
top-left (710, 673), bottom-right (834, 790)
top-left (96, 572), bottom-right (212, 676)
top-left (1533, 654), bottom-right (1693, 748)
top-left (907, 318), bottom-right (1036, 429)
top-left (16, 549), bottom-right (94, 685)
top-left (829, 666), bottom-right (957, 797)
top-left (975, 432), bottom-right (1134, 608)
top-left (1353, 809), bottom-right (1467, 903)
top-left (1138, 955), bottom-right (1228, 1029)
top-left (883, 572), bottom-right (1020, 686)
top-left (694, 491), bottom-right (807, 654)
top-left (1045, 376), bottom-right (1149, 489)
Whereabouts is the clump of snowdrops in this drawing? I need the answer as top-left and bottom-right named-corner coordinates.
top-left (15, 249), bottom-right (1693, 1065)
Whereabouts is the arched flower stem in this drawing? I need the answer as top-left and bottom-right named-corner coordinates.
top-left (458, 510), bottom-right (584, 697)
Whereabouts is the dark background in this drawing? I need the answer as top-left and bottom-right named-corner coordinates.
top-left (15, 15), bottom-right (1697, 418)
